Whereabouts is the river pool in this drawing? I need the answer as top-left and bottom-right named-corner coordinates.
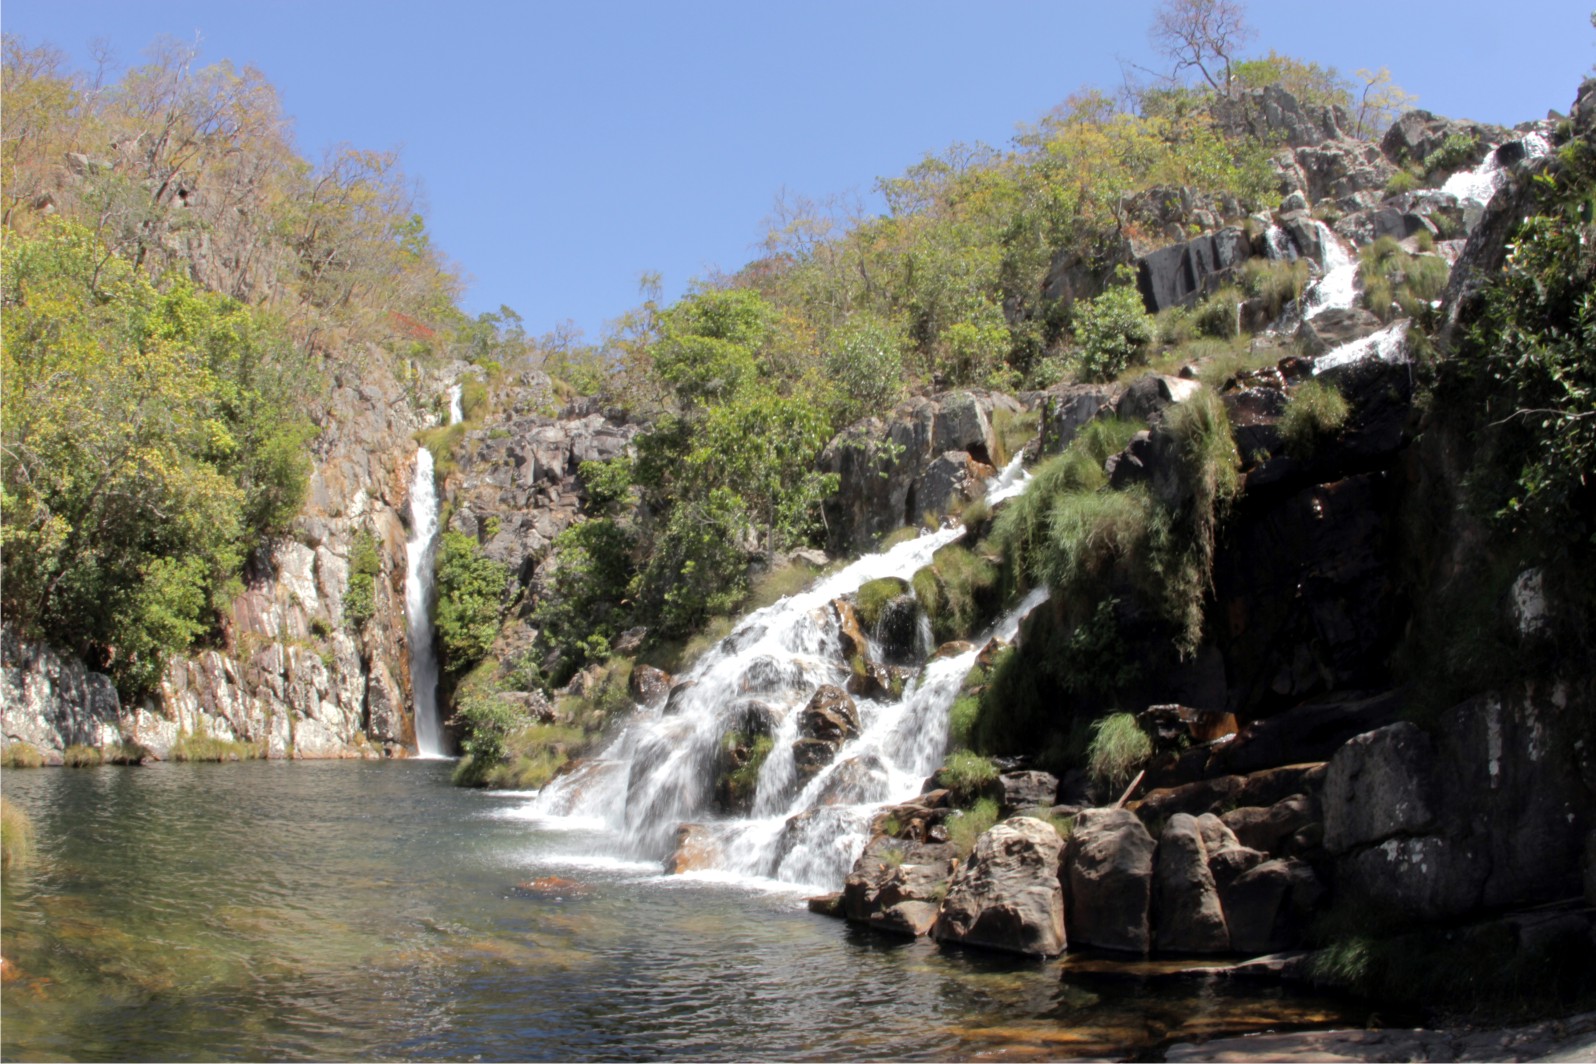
top-left (1, 760), bottom-right (1364, 1061)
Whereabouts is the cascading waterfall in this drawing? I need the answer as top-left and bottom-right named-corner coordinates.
top-left (405, 387), bottom-right (464, 758)
top-left (1302, 221), bottom-right (1357, 320)
top-left (532, 455), bottom-right (1043, 890)
top-left (1441, 131), bottom-right (1552, 229)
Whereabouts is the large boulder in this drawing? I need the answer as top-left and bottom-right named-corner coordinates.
top-left (934, 817), bottom-right (1067, 957)
top-left (1322, 721), bottom-right (1437, 854)
top-left (1212, 85), bottom-right (1353, 149)
top-left (843, 834), bottom-right (958, 930)
top-left (1221, 857), bottom-right (1325, 953)
top-left (1063, 807), bottom-right (1156, 953)
top-left (1152, 813), bottom-right (1230, 953)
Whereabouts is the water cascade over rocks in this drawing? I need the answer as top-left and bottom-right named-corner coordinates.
top-left (405, 388), bottom-right (464, 758)
top-left (534, 457), bottom-right (1042, 890)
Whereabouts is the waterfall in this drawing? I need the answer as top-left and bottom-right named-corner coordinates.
top-left (1441, 131), bottom-right (1552, 231)
top-left (1314, 319), bottom-right (1411, 375)
top-left (531, 455), bottom-right (1046, 891)
top-left (405, 446), bottom-right (446, 758)
top-left (1302, 221), bottom-right (1357, 320)
top-left (447, 383), bottom-right (463, 426)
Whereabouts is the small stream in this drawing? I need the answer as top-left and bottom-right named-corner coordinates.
top-left (1, 760), bottom-right (1365, 1062)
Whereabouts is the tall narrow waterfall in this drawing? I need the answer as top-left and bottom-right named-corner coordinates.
top-left (532, 456), bottom-right (1044, 890)
top-left (406, 388), bottom-right (463, 758)
top-left (405, 445), bottom-right (445, 757)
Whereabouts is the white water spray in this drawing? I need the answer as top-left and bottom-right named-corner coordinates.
top-left (1302, 222), bottom-right (1357, 321)
top-left (532, 455), bottom-right (1044, 890)
top-left (447, 383), bottom-right (463, 426)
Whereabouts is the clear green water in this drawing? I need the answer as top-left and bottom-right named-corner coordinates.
top-left (1, 761), bottom-right (1363, 1061)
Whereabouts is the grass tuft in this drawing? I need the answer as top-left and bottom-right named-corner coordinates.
top-left (1280, 379), bottom-right (1351, 459)
top-left (1, 798), bottom-right (34, 871)
top-left (947, 797), bottom-right (1000, 858)
top-left (0, 743), bottom-right (45, 769)
top-left (1086, 712), bottom-right (1151, 790)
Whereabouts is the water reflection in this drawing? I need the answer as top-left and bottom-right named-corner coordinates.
top-left (2, 761), bottom-right (1363, 1061)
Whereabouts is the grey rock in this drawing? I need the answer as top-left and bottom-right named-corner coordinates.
top-left (1222, 858), bottom-right (1324, 953)
top-left (1322, 721), bottom-right (1437, 854)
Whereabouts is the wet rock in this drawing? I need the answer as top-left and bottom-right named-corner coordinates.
top-left (1381, 109), bottom-right (1505, 174)
top-left (661, 679), bottom-right (699, 716)
top-left (813, 753), bottom-right (890, 807)
top-left (872, 899), bottom-right (941, 938)
top-left (873, 594), bottom-right (922, 665)
top-left (844, 835), bottom-right (958, 925)
top-left (807, 892), bottom-right (844, 917)
top-left (1064, 807), bottom-right (1156, 953)
top-left (791, 685), bottom-right (861, 786)
top-left (628, 664), bottom-right (673, 709)
top-left (916, 450), bottom-right (993, 523)
top-left (666, 823), bottom-right (721, 874)
top-left (1153, 814), bottom-right (1230, 954)
top-left (934, 817), bottom-right (1067, 958)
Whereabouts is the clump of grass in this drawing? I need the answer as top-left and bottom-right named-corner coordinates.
top-left (1280, 378), bottom-right (1351, 459)
top-left (1, 798), bottom-right (34, 871)
top-left (1192, 285), bottom-right (1244, 339)
top-left (948, 797), bottom-right (1000, 858)
top-left (940, 750), bottom-right (999, 806)
top-left (170, 731), bottom-right (265, 762)
top-left (1190, 338), bottom-right (1279, 390)
top-left (455, 721), bottom-right (587, 789)
top-left (991, 408), bottom-right (1040, 465)
top-left (417, 422), bottom-right (467, 477)
top-left (1018, 808), bottom-right (1075, 840)
top-left (1086, 712), bottom-right (1151, 791)
top-left (1384, 169), bottom-right (1420, 196)
top-left (878, 526), bottom-right (921, 551)
top-left (743, 563), bottom-right (816, 612)
top-left (1241, 257), bottom-right (1310, 320)
top-left (854, 577), bottom-right (910, 632)
top-left (947, 694), bottom-right (981, 752)
top-left (1361, 237), bottom-right (1451, 322)
top-left (62, 744), bottom-right (103, 767)
top-left (1037, 487), bottom-right (1161, 597)
top-left (674, 614), bottom-right (736, 670)
top-left (0, 743), bottom-right (44, 768)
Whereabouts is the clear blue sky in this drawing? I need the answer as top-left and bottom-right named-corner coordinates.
top-left (5, 1), bottom-right (1591, 342)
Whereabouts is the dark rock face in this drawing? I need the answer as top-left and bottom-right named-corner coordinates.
top-left (1136, 227), bottom-right (1251, 313)
top-left (1325, 693), bottom-right (1592, 921)
top-left (1222, 858), bottom-right (1325, 953)
top-left (1064, 808), bottom-right (1156, 953)
top-left (1031, 384), bottom-right (1118, 457)
top-left (1212, 476), bottom-right (1404, 719)
top-left (1212, 85), bottom-right (1353, 149)
top-left (934, 817), bottom-right (1067, 958)
top-left (629, 664), bottom-right (673, 709)
top-left (997, 771), bottom-right (1061, 816)
top-left (1152, 814), bottom-right (1230, 953)
top-left (1380, 110), bottom-right (1506, 174)
top-left (818, 390), bottom-right (1022, 555)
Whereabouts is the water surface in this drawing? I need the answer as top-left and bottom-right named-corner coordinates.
top-left (2, 761), bottom-right (1362, 1061)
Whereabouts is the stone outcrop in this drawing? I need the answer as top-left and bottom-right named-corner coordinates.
top-left (818, 390), bottom-right (1023, 554)
top-left (791, 684), bottom-right (861, 785)
top-left (934, 816), bottom-right (1067, 958)
top-left (1063, 807), bottom-right (1155, 953)
top-left (1152, 813), bottom-right (1230, 953)
top-left (1, 630), bottom-right (124, 760)
top-left (1135, 227), bottom-right (1251, 313)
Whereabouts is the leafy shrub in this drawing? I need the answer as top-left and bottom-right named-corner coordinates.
top-left (948, 797), bottom-right (1000, 857)
top-left (1086, 712), bottom-right (1151, 790)
top-left (532, 518), bottom-right (635, 685)
top-left (1280, 379), bottom-right (1351, 458)
top-left (1384, 170), bottom-right (1420, 196)
top-left (342, 529), bottom-right (382, 631)
top-left (1422, 132), bottom-right (1481, 177)
top-left (825, 313), bottom-right (906, 425)
top-left (1072, 276), bottom-right (1155, 382)
top-left (433, 531), bottom-right (512, 684)
top-left (940, 750), bottom-right (999, 806)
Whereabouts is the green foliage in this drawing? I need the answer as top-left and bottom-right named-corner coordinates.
top-left (1188, 337), bottom-right (1276, 389)
top-left (342, 529), bottom-right (381, 631)
top-left (913, 544), bottom-right (998, 644)
top-left (578, 456), bottom-right (634, 515)
top-left (1, 797), bottom-right (34, 871)
top-left (948, 797), bottom-right (1000, 858)
top-left (638, 488), bottom-right (752, 639)
top-left (0, 221), bottom-right (314, 697)
top-left (432, 531), bottom-right (510, 684)
top-left (854, 577), bottom-right (910, 633)
top-left (1072, 274), bottom-right (1155, 381)
top-left (1086, 712), bottom-right (1152, 790)
top-left (824, 313), bottom-right (906, 425)
top-left (1231, 51), bottom-right (1353, 112)
top-left (0, 743), bottom-right (44, 769)
top-left (1280, 379), bottom-right (1351, 458)
top-left (947, 694), bottom-right (981, 751)
top-left (531, 518), bottom-right (635, 685)
top-left (1451, 143), bottom-right (1596, 545)
top-left (941, 750), bottom-right (999, 806)
top-left (653, 288), bottom-right (771, 405)
top-left (991, 408), bottom-right (1040, 465)
top-left (1422, 131), bottom-right (1481, 177)
top-left (721, 733), bottom-right (774, 811)
top-left (450, 692), bottom-right (526, 781)
top-left (1384, 170), bottom-right (1420, 196)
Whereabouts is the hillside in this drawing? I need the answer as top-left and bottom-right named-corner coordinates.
top-left (3, 14), bottom-right (1594, 1030)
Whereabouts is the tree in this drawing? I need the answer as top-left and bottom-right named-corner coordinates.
top-left (1149, 0), bottom-right (1254, 97)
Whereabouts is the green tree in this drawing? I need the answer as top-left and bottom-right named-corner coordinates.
top-left (432, 531), bottom-right (511, 684)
